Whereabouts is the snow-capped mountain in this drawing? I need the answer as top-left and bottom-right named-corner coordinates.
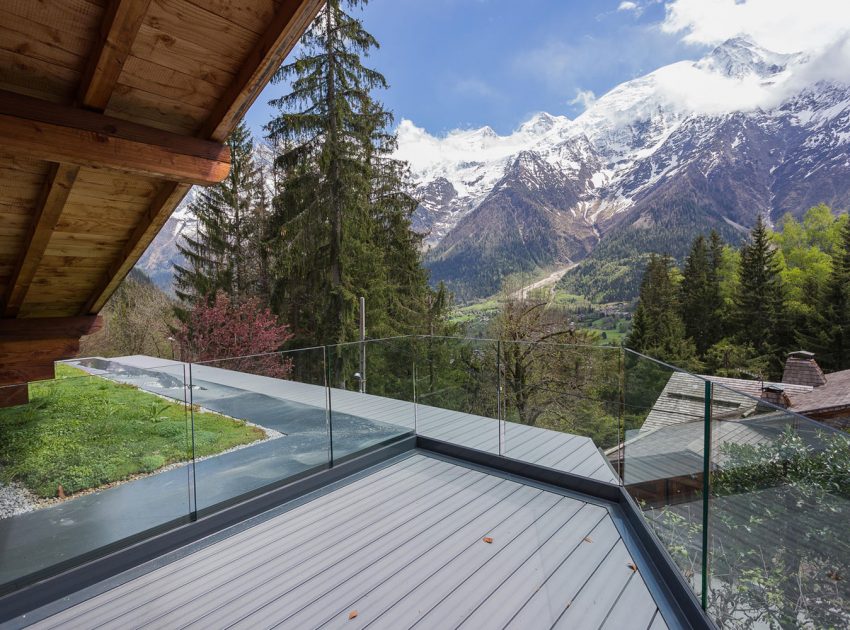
top-left (405, 37), bottom-right (850, 300)
top-left (136, 193), bottom-right (197, 292)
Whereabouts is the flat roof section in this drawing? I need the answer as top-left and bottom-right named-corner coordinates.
top-left (73, 355), bottom-right (620, 484)
top-left (19, 453), bottom-right (669, 630)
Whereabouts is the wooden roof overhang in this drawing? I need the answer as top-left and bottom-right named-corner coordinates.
top-left (0, 0), bottom-right (323, 404)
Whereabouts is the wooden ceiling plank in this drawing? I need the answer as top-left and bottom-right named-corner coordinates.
top-left (1, 164), bottom-right (80, 317)
top-left (7, 1), bottom-right (159, 323)
top-left (82, 0), bottom-right (323, 313)
top-left (78, 0), bottom-right (153, 110)
top-left (83, 181), bottom-right (190, 313)
top-left (199, 0), bottom-right (324, 141)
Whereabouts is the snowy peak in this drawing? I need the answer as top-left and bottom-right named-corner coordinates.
top-left (518, 112), bottom-right (569, 136)
top-left (496, 151), bottom-right (557, 192)
top-left (696, 37), bottom-right (797, 79)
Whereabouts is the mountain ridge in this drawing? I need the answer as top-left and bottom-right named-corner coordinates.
top-left (404, 37), bottom-right (850, 301)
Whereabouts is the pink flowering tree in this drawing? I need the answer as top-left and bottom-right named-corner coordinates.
top-left (176, 291), bottom-right (294, 378)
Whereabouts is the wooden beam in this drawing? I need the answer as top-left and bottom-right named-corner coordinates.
top-left (0, 316), bottom-right (102, 405)
top-left (78, 0), bottom-right (153, 110)
top-left (82, 182), bottom-right (191, 314)
top-left (0, 91), bottom-right (231, 184)
top-left (199, 0), bottom-right (324, 142)
top-left (2, 164), bottom-right (80, 317)
top-left (0, 316), bottom-right (103, 341)
top-left (0, 385), bottom-right (28, 408)
top-left (0, 1), bottom-right (154, 322)
top-left (81, 0), bottom-right (323, 313)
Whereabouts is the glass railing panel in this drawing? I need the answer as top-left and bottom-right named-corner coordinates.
top-left (325, 337), bottom-right (415, 462)
top-left (413, 336), bottom-right (499, 455)
top-left (189, 347), bottom-right (329, 514)
top-left (706, 381), bottom-right (850, 629)
top-left (0, 361), bottom-right (193, 593)
top-left (499, 341), bottom-right (621, 483)
top-left (621, 350), bottom-right (708, 599)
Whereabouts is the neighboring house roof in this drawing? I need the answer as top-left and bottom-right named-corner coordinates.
top-left (791, 369), bottom-right (850, 415)
top-left (641, 372), bottom-right (813, 432)
top-left (622, 411), bottom-right (832, 485)
top-left (622, 370), bottom-right (848, 485)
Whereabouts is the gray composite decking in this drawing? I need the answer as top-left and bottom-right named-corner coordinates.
top-left (22, 453), bottom-right (668, 630)
top-left (0, 356), bottom-right (620, 592)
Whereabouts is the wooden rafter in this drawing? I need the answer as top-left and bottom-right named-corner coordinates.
top-left (82, 0), bottom-right (325, 314)
top-left (82, 182), bottom-right (191, 314)
top-left (1, 163), bottom-right (80, 317)
top-left (0, 91), bottom-right (231, 185)
top-left (2, 0), bottom-right (154, 320)
top-left (199, 0), bottom-right (325, 142)
top-left (78, 0), bottom-right (153, 111)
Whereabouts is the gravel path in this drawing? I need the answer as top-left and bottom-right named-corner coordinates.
top-left (0, 480), bottom-right (39, 519)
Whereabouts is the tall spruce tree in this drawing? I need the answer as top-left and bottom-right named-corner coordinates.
top-left (734, 215), bottom-right (791, 376)
top-left (174, 123), bottom-right (265, 306)
top-left (804, 219), bottom-right (850, 370)
top-left (627, 255), bottom-right (696, 365)
top-left (680, 232), bottom-right (724, 355)
top-left (266, 0), bottom-right (436, 346)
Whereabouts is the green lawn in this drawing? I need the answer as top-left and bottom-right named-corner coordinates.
top-left (0, 364), bottom-right (265, 498)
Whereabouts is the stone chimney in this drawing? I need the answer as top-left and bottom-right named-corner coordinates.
top-left (782, 351), bottom-right (827, 388)
top-left (760, 384), bottom-right (791, 409)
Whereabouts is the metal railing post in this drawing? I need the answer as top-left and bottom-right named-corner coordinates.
top-left (412, 355), bottom-right (418, 435)
top-left (497, 339), bottom-right (504, 456)
top-left (701, 379), bottom-right (713, 610)
top-left (324, 345), bottom-right (334, 467)
top-left (187, 361), bottom-right (197, 521)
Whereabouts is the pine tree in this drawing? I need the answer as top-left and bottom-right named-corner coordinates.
top-left (266, 0), bottom-right (435, 346)
top-left (627, 255), bottom-right (696, 364)
top-left (734, 215), bottom-right (791, 376)
top-left (680, 232), bottom-right (725, 355)
top-left (174, 123), bottom-right (265, 306)
top-left (805, 219), bottom-right (850, 370)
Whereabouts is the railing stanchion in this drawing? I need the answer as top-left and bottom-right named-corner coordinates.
top-left (497, 339), bottom-right (504, 456)
top-left (412, 353), bottom-right (418, 436)
top-left (701, 379), bottom-right (713, 610)
top-left (324, 345), bottom-right (334, 468)
top-left (187, 361), bottom-right (197, 521)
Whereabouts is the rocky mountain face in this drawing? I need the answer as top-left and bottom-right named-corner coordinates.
top-left (136, 194), bottom-right (196, 292)
top-left (426, 151), bottom-right (597, 298)
top-left (403, 37), bottom-right (850, 301)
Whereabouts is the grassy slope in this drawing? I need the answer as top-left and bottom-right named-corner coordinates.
top-left (450, 288), bottom-right (631, 345)
top-left (0, 365), bottom-right (264, 498)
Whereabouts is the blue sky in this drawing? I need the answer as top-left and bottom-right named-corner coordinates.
top-left (242, 0), bottom-right (844, 139)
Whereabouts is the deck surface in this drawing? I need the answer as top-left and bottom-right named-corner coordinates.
top-left (23, 453), bottom-right (668, 630)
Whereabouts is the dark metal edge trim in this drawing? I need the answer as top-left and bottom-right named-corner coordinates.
top-left (614, 487), bottom-right (716, 630)
top-left (416, 435), bottom-right (713, 630)
top-left (416, 435), bottom-right (622, 501)
top-left (0, 435), bottom-right (416, 625)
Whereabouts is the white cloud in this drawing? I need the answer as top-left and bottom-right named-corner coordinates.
top-left (452, 77), bottom-right (499, 99)
top-left (569, 88), bottom-right (597, 110)
top-left (650, 0), bottom-right (850, 114)
top-left (512, 40), bottom-right (574, 90)
top-left (617, 1), bottom-right (640, 12)
top-left (662, 0), bottom-right (850, 55)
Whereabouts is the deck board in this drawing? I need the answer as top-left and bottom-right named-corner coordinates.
top-left (27, 454), bottom-right (667, 630)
